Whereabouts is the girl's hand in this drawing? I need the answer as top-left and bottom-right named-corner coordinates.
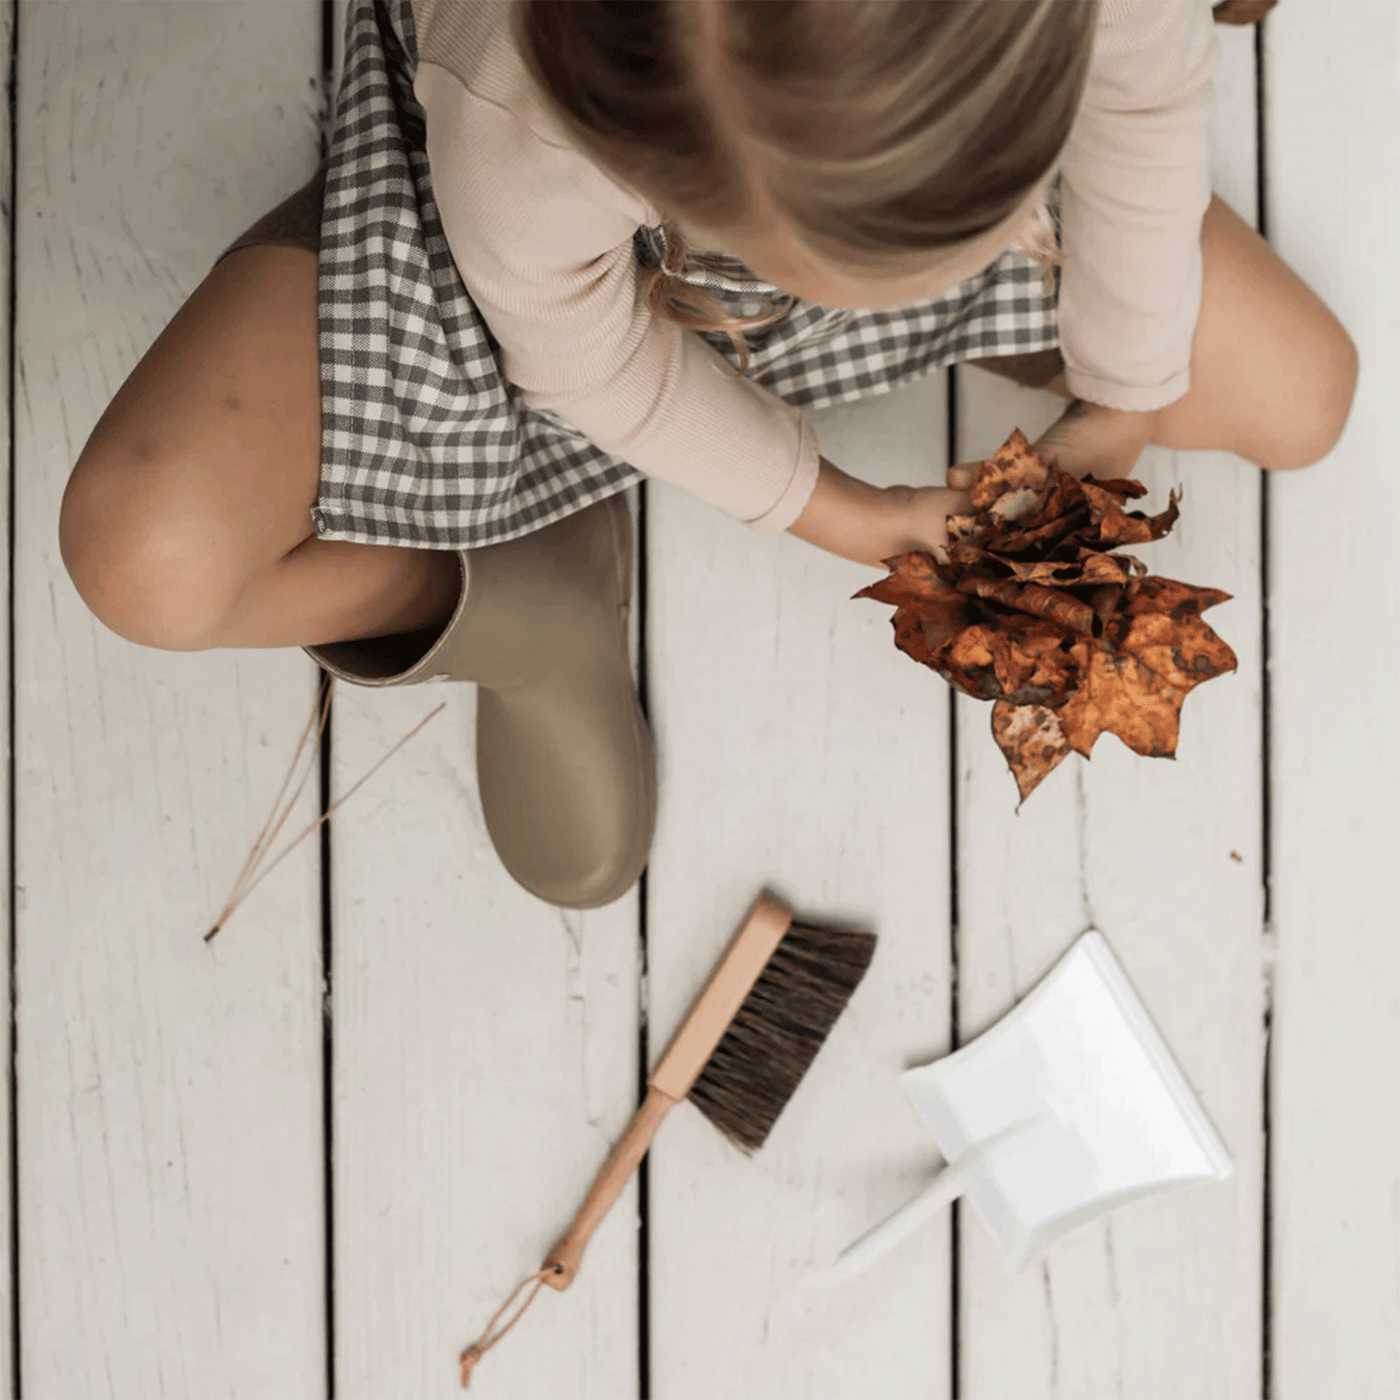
top-left (885, 484), bottom-right (975, 566)
top-left (788, 458), bottom-right (973, 571)
top-left (945, 399), bottom-right (1158, 491)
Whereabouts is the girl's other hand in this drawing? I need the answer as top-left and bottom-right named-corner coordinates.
top-left (944, 399), bottom-right (1158, 492)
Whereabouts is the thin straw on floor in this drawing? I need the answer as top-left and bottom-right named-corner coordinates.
top-left (205, 671), bottom-right (446, 941)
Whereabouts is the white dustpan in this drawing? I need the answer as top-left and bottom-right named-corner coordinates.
top-left (825, 930), bottom-right (1232, 1280)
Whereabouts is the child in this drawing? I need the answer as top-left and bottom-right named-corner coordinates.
top-left (65, 1), bottom-right (1339, 917)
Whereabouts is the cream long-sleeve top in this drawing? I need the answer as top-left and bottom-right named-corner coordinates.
top-left (408, 0), bottom-right (1221, 534)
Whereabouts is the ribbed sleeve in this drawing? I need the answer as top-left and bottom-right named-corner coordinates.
top-left (1057, 0), bottom-right (1222, 412)
top-left (412, 31), bottom-right (820, 533)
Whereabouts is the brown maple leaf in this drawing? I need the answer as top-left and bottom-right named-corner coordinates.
top-left (853, 429), bottom-right (1238, 805)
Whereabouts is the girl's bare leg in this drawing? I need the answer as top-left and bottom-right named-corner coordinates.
top-left (61, 243), bottom-right (462, 652)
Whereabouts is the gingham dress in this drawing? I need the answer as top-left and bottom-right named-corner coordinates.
top-left (311, 0), bottom-right (1065, 552)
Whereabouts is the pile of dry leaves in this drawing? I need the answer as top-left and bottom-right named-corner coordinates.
top-left (854, 429), bottom-right (1238, 804)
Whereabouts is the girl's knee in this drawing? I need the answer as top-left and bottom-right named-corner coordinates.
top-left (1266, 321), bottom-right (1359, 472)
top-left (60, 453), bottom-right (242, 651)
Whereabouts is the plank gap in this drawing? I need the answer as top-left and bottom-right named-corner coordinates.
top-left (1256, 0), bottom-right (1273, 934)
top-left (1255, 17), bottom-right (1274, 1400)
top-left (318, 678), bottom-right (336, 1400)
top-left (319, 8), bottom-right (337, 1393)
top-left (946, 363), bottom-right (963, 1400)
top-left (6, 0), bottom-right (18, 1390)
top-left (636, 479), bottom-right (652, 1400)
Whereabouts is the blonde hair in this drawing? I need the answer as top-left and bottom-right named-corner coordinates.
top-left (512, 0), bottom-right (1098, 375)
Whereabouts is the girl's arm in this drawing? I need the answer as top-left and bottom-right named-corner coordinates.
top-left (1054, 0), bottom-right (1219, 412)
top-left (785, 458), bottom-right (971, 571)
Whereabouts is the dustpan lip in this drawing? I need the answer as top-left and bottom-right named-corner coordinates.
top-left (1074, 931), bottom-right (1234, 1181)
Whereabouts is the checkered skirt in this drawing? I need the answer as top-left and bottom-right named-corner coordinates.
top-left (310, 0), bottom-right (1065, 551)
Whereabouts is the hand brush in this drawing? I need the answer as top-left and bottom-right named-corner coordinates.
top-left (458, 889), bottom-right (877, 1388)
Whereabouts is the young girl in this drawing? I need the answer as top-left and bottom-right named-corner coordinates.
top-left (60, 0), bottom-right (1354, 915)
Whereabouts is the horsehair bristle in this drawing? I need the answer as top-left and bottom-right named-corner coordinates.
top-left (686, 921), bottom-right (877, 1155)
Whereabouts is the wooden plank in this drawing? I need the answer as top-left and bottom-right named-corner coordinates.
top-left (327, 503), bottom-right (643, 1397)
top-left (647, 377), bottom-right (956, 1397)
top-left (1265, 5), bottom-right (1400, 1393)
top-left (21, 2), bottom-right (327, 1393)
top-left (323, 3), bottom-right (639, 1390)
top-left (956, 25), bottom-right (1266, 1397)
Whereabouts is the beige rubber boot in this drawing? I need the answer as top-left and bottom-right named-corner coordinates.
top-left (304, 493), bottom-right (655, 909)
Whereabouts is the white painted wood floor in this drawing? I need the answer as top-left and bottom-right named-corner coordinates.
top-left (13, 1), bottom-right (1398, 1396)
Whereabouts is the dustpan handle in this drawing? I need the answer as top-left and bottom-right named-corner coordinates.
top-left (826, 1118), bottom-right (1039, 1281)
top-left (826, 1151), bottom-right (984, 1281)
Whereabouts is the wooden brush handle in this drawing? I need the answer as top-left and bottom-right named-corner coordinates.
top-left (542, 1084), bottom-right (676, 1290)
top-left (541, 893), bottom-right (793, 1292)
